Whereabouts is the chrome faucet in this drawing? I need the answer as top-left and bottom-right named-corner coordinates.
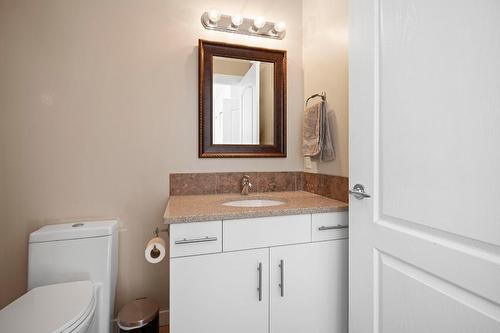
top-left (241, 175), bottom-right (253, 195)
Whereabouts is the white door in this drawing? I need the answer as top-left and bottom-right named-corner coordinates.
top-left (170, 249), bottom-right (269, 333)
top-left (349, 1), bottom-right (500, 332)
top-left (222, 98), bottom-right (240, 143)
top-left (239, 62), bottom-right (260, 144)
top-left (270, 240), bottom-right (348, 333)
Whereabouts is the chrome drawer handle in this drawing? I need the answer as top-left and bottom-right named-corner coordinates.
top-left (174, 236), bottom-right (218, 245)
top-left (318, 225), bottom-right (348, 231)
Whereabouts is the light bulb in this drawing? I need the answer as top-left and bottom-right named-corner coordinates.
top-left (274, 21), bottom-right (286, 33)
top-left (231, 15), bottom-right (243, 27)
top-left (253, 16), bottom-right (266, 29)
top-left (207, 9), bottom-right (221, 24)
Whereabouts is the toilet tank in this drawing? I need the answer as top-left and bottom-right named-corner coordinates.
top-left (28, 220), bottom-right (119, 333)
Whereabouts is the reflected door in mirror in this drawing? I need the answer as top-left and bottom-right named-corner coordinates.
top-left (212, 57), bottom-right (274, 145)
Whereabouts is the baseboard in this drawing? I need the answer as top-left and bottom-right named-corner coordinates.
top-left (112, 308), bottom-right (169, 332)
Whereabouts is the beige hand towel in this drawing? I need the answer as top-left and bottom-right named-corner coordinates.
top-left (303, 101), bottom-right (336, 162)
top-left (302, 102), bottom-right (321, 157)
top-left (313, 101), bottom-right (336, 162)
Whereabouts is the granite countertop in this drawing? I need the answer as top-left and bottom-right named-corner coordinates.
top-left (164, 191), bottom-right (348, 224)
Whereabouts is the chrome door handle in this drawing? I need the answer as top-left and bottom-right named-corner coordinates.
top-left (174, 236), bottom-right (217, 245)
top-left (257, 262), bottom-right (263, 302)
top-left (349, 184), bottom-right (371, 200)
top-left (279, 260), bottom-right (284, 297)
top-left (318, 225), bottom-right (348, 231)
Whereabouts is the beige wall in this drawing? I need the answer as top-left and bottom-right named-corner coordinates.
top-left (0, 0), bottom-right (304, 312)
top-left (303, 0), bottom-right (349, 177)
top-left (259, 62), bottom-right (274, 144)
top-left (213, 57), bottom-right (252, 76)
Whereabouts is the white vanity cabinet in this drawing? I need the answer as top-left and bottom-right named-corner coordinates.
top-left (170, 248), bottom-right (269, 333)
top-left (169, 212), bottom-right (348, 333)
top-left (269, 240), bottom-right (348, 333)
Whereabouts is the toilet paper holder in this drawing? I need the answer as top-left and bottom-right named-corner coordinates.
top-left (145, 228), bottom-right (168, 263)
top-left (153, 227), bottom-right (168, 238)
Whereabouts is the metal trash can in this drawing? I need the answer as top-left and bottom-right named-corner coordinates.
top-left (117, 298), bottom-right (160, 332)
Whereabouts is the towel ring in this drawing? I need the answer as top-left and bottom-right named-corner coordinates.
top-left (305, 92), bottom-right (326, 106)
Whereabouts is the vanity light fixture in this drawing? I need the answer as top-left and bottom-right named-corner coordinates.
top-left (273, 21), bottom-right (286, 33)
top-left (205, 8), bottom-right (221, 27)
top-left (251, 16), bottom-right (266, 32)
top-left (230, 15), bottom-right (243, 28)
top-left (201, 11), bottom-right (286, 40)
top-left (208, 9), bottom-right (221, 23)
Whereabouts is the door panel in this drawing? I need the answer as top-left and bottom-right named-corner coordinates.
top-left (170, 249), bottom-right (269, 333)
top-left (379, 0), bottom-right (500, 246)
top-left (375, 223), bottom-right (500, 305)
top-left (270, 240), bottom-right (348, 333)
top-left (349, 0), bottom-right (500, 332)
top-left (379, 252), bottom-right (500, 333)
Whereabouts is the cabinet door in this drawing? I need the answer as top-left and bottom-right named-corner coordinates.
top-left (270, 240), bottom-right (348, 333)
top-left (170, 248), bottom-right (269, 333)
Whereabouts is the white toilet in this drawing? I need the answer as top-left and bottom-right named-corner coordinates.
top-left (0, 220), bottom-right (119, 333)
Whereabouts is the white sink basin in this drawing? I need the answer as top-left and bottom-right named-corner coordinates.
top-left (222, 199), bottom-right (286, 208)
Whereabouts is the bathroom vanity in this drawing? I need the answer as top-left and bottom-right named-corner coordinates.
top-left (164, 191), bottom-right (348, 333)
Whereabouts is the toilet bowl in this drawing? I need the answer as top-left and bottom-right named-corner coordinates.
top-left (0, 280), bottom-right (97, 333)
top-left (0, 220), bottom-right (118, 333)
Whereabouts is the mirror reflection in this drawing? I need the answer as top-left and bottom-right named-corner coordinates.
top-left (212, 56), bottom-right (274, 145)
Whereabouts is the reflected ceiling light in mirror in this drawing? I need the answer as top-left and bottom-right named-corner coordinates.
top-left (201, 11), bottom-right (286, 40)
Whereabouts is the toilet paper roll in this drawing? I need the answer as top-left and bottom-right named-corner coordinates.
top-left (145, 237), bottom-right (166, 264)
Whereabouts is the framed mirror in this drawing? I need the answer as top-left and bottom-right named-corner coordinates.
top-left (199, 40), bottom-right (287, 158)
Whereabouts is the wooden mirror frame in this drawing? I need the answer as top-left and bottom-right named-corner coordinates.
top-left (199, 40), bottom-right (287, 158)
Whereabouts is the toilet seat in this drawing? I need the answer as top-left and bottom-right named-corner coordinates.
top-left (62, 287), bottom-right (96, 333)
top-left (0, 280), bottom-right (96, 333)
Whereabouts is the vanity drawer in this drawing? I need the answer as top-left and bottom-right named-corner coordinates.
top-left (170, 221), bottom-right (222, 258)
top-left (311, 212), bottom-right (348, 242)
top-left (223, 214), bottom-right (311, 251)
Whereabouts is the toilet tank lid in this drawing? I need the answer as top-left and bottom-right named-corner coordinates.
top-left (29, 220), bottom-right (119, 243)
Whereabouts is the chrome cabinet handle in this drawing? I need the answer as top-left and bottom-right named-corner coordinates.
top-left (349, 184), bottom-right (371, 200)
top-left (174, 236), bottom-right (217, 245)
top-left (318, 225), bottom-right (348, 231)
top-left (279, 260), bottom-right (285, 297)
top-left (257, 262), bottom-right (263, 301)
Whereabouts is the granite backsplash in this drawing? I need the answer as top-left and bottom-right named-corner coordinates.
top-left (170, 172), bottom-right (348, 203)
